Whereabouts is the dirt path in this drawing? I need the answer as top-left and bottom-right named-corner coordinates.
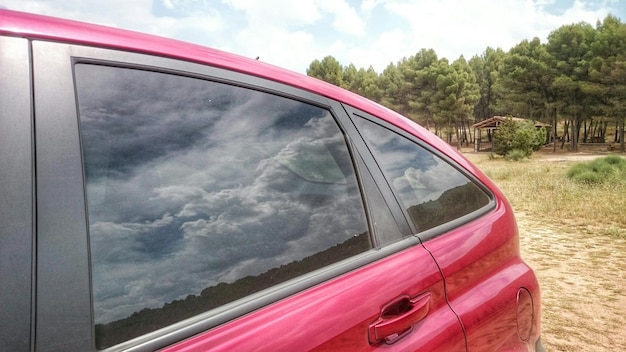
top-left (516, 213), bottom-right (626, 351)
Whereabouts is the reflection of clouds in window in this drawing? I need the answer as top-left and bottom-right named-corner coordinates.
top-left (392, 158), bottom-right (470, 204)
top-left (354, 118), bottom-right (464, 205)
top-left (353, 116), bottom-right (489, 232)
top-left (79, 69), bottom-right (228, 179)
top-left (76, 65), bottom-right (368, 327)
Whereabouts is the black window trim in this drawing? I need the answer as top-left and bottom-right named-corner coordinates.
top-left (333, 104), bottom-right (414, 239)
top-left (342, 104), bottom-right (496, 242)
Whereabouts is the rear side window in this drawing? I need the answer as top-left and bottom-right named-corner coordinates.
top-left (353, 116), bottom-right (490, 233)
top-left (75, 64), bottom-right (370, 349)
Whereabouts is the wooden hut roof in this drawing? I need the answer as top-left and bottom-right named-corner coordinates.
top-left (472, 116), bottom-right (551, 130)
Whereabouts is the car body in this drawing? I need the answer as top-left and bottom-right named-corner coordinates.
top-left (0, 9), bottom-right (543, 352)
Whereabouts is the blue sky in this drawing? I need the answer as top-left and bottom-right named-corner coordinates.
top-left (3, 0), bottom-right (624, 73)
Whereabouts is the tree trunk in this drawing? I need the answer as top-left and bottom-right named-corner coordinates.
top-left (572, 118), bottom-right (579, 152)
top-left (552, 107), bottom-right (557, 153)
top-left (561, 120), bottom-right (570, 149)
top-left (619, 117), bottom-right (625, 153)
top-left (456, 122), bottom-right (461, 150)
top-left (590, 120), bottom-right (597, 141)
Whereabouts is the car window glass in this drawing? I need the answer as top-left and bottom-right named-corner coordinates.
top-left (353, 150), bottom-right (406, 245)
top-left (353, 116), bottom-right (491, 233)
top-left (75, 64), bottom-right (371, 349)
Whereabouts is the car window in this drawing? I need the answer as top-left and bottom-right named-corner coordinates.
top-left (74, 64), bottom-right (371, 349)
top-left (353, 116), bottom-right (491, 233)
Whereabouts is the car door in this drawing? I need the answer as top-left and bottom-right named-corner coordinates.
top-left (32, 40), bottom-right (465, 351)
top-left (344, 106), bottom-right (542, 351)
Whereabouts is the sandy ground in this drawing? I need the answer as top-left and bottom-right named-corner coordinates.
top-left (515, 150), bottom-right (626, 352)
top-left (517, 214), bottom-right (626, 352)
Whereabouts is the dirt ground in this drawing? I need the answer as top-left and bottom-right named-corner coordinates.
top-left (513, 149), bottom-right (626, 352)
top-left (517, 214), bottom-right (626, 351)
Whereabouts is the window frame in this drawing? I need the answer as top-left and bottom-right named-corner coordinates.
top-left (33, 41), bottom-right (418, 351)
top-left (343, 105), bottom-right (496, 242)
top-left (0, 36), bottom-right (35, 352)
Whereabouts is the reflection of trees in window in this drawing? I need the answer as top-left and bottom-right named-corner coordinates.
top-left (407, 182), bottom-right (490, 231)
top-left (94, 233), bottom-right (369, 349)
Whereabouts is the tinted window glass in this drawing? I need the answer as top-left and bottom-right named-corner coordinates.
top-left (353, 116), bottom-right (490, 232)
top-left (75, 64), bottom-right (370, 348)
top-left (354, 150), bottom-right (405, 245)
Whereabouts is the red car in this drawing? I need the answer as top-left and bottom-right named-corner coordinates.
top-left (0, 9), bottom-right (543, 352)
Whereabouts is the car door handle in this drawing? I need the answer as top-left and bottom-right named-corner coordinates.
top-left (368, 292), bottom-right (431, 344)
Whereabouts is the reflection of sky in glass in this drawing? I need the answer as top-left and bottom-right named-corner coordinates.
top-left (75, 65), bottom-right (368, 324)
top-left (354, 117), bottom-right (473, 209)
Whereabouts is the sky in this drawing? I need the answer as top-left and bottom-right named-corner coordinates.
top-left (2, 0), bottom-right (625, 73)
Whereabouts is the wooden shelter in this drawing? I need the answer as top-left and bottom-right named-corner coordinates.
top-left (472, 116), bottom-right (551, 152)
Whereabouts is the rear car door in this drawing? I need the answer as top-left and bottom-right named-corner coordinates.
top-left (345, 107), bottom-right (542, 351)
top-left (31, 40), bottom-right (466, 351)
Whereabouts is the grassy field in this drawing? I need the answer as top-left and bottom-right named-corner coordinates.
top-left (465, 152), bottom-right (626, 237)
top-left (464, 151), bottom-right (626, 351)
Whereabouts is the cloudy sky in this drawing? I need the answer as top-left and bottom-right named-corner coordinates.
top-left (2, 0), bottom-right (625, 73)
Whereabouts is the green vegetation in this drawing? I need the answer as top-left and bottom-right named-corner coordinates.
top-left (493, 118), bottom-right (546, 159)
top-left (605, 225), bottom-right (626, 239)
top-left (307, 16), bottom-right (626, 153)
top-left (466, 153), bottom-right (626, 234)
top-left (566, 155), bottom-right (626, 184)
top-left (504, 149), bottom-right (528, 161)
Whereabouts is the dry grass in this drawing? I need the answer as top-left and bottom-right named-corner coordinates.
top-left (466, 153), bottom-right (626, 235)
top-left (464, 151), bottom-right (626, 351)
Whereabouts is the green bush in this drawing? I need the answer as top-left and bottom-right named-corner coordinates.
top-left (570, 170), bottom-right (605, 184)
top-left (603, 155), bottom-right (626, 169)
top-left (492, 118), bottom-right (545, 158)
top-left (505, 149), bottom-right (528, 161)
top-left (567, 156), bottom-right (626, 185)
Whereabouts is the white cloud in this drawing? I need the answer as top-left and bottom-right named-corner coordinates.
top-left (348, 28), bottom-right (411, 69)
top-left (352, 0), bottom-right (609, 72)
top-left (2, 0), bottom-right (624, 73)
top-left (161, 0), bottom-right (175, 10)
top-left (317, 0), bottom-right (366, 36)
top-left (222, 0), bottom-right (322, 27)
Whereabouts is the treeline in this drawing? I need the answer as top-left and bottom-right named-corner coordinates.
top-left (307, 15), bottom-right (626, 152)
top-left (94, 232), bottom-right (370, 349)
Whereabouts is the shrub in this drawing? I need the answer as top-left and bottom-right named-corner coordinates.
top-left (570, 170), bottom-right (605, 184)
top-left (567, 156), bottom-right (626, 185)
top-left (603, 155), bottom-right (626, 169)
top-left (505, 149), bottom-right (528, 161)
top-left (492, 118), bottom-right (545, 158)
top-left (605, 226), bottom-right (625, 238)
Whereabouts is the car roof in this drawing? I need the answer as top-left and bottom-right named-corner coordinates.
top-left (0, 9), bottom-right (465, 165)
